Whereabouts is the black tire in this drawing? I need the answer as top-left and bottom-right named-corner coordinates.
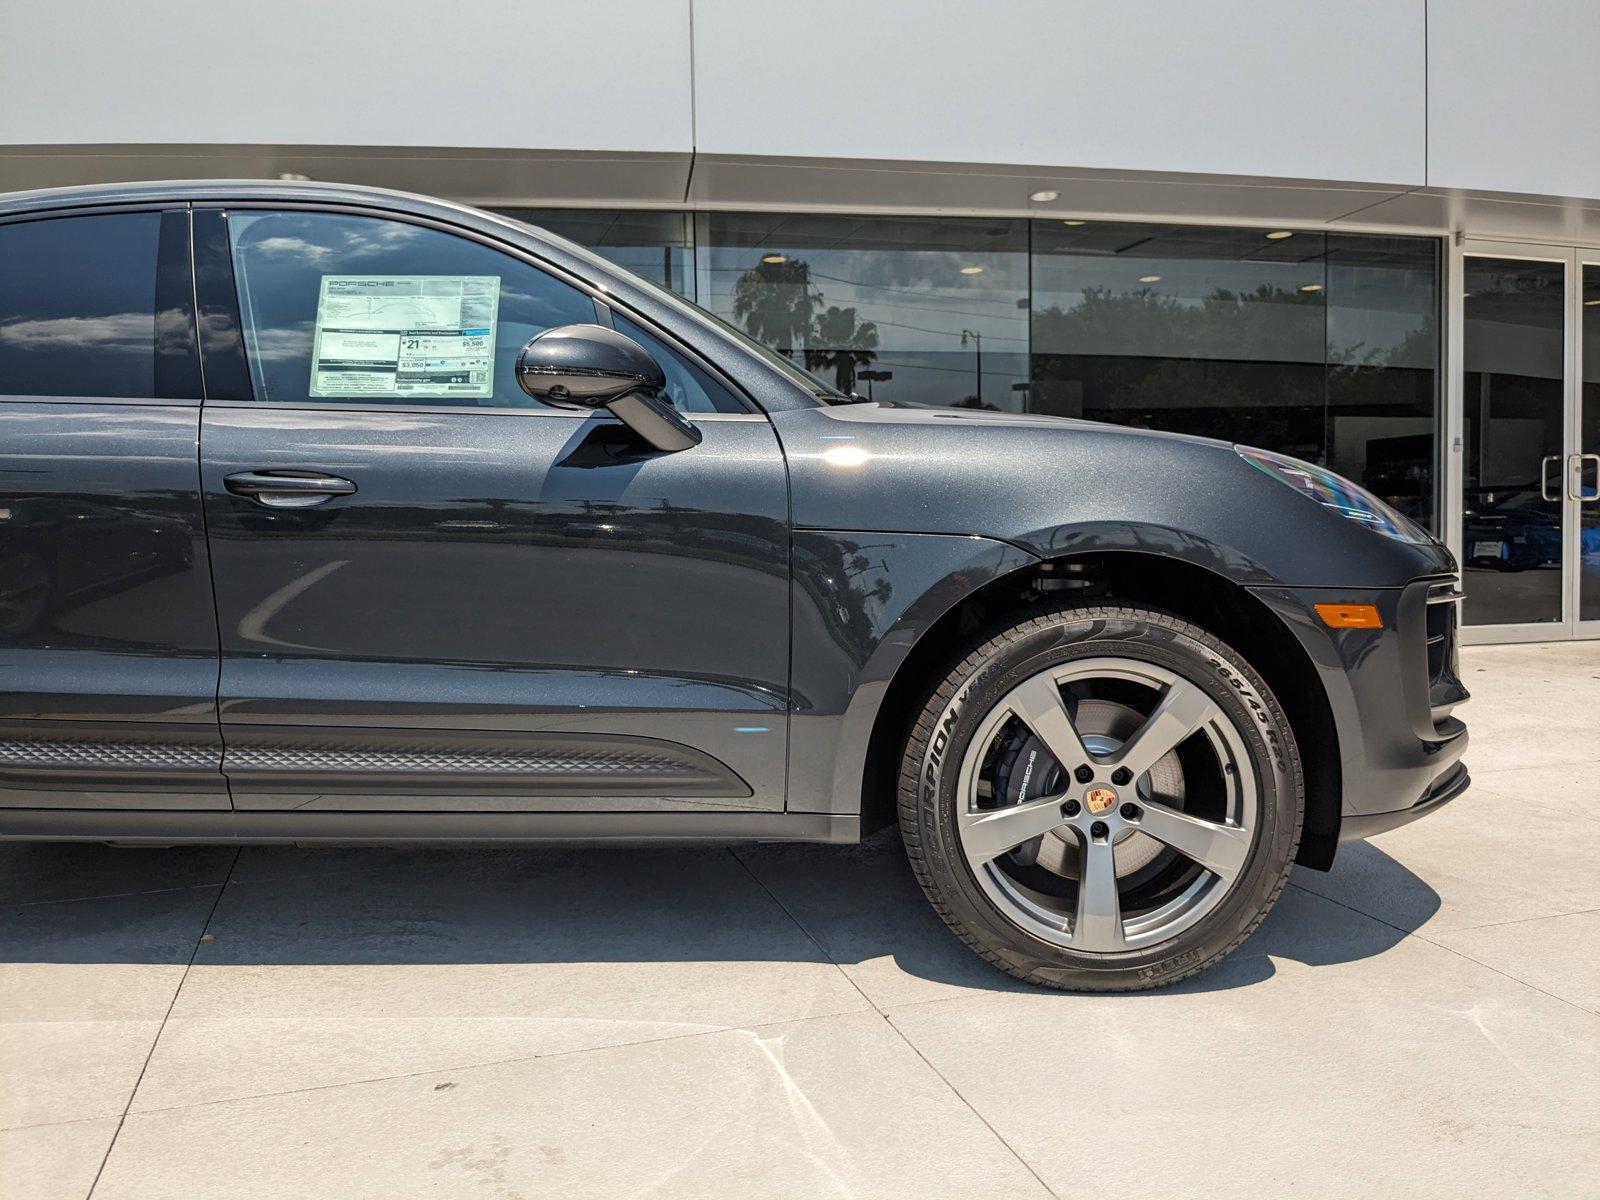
top-left (897, 601), bottom-right (1303, 992)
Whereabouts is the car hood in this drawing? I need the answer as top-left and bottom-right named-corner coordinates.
top-left (824, 398), bottom-right (1232, 446)
top-left (767, 401), bottom-right (1455, 589)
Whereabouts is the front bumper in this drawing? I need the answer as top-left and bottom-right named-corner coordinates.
top-left (1340, 760), bottom-right (1470, 841)
top-left (1252, 575), bottom-right (1470, 846)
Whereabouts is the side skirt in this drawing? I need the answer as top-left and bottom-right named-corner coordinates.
top-left (0, 808), bottom-right (859, 847)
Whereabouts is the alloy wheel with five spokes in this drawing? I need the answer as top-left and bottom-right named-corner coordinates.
top-left (899, 602), bottom-right (1302, 991)
top-left (955, 658), bottom-right (1257, 953)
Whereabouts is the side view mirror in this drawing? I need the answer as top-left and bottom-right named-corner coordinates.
top-left (515, 324), bottom-right (701, 453)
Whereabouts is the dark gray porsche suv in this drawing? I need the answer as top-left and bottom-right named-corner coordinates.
top-left (0, 181), bottom-right (1468, 990)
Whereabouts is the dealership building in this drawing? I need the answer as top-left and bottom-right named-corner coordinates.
top-left (3, 0), bottom-right (1599, 644)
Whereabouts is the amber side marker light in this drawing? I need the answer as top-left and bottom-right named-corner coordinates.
top-left (1315, 603), bottom-right (1383, 629)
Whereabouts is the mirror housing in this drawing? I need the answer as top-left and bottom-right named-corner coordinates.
top-left (516, 324), bottom-right (700, 453)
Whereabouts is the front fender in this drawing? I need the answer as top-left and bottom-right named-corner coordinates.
top-left (786, 530), bottom-right (1037, 815)
top-left (772, 405), bottom-right (1454, 589)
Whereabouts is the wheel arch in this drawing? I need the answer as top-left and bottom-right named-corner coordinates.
top-left (858, 549), bottom-right (1343, 869)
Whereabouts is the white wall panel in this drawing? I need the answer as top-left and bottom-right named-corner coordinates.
top-left (691, 0), bottom-right (1426, 186)
top-left (1428, 0), bottom-right (1600, 200)
top-left (0, 0), bottom-right (694, 152)
top-left (11, 0), bottom-right (1600, 217)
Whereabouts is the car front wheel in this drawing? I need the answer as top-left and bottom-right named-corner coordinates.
top-left (898, 602), bottom-right (1303, 991)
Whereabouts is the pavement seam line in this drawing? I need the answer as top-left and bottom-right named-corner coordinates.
top-left (858, 981), bottom-right (1049, 1016)
top-left (1288, 874), bottom-right (1600, 938)
top-left (6, 881), bottom-right (228, 909)
top-left (1411, 936), bottom-right (1600, 1021)
top-left (106, 1005), bottom-right (884, 1122)
top-left (83, 846), bottom-right (240, 1200)
top-left (0, 1112), bottom-right (124, 1137)
top-left (726, 848), bottom-right (1062, 1200)
top-left (1428, 903), bottom-right (1600, 934)
top-left (726, 847), bottom-right (882, 1003)
top-left (882, 1008), bottom-right (1062, 1200)
top-left (1286, 880), bottom-right (1600, 1021)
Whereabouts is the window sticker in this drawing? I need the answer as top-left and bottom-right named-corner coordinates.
top-left (308, 275), bottom-right (499, 399)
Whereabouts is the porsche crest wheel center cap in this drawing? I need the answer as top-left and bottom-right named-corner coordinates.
top-left (1083, 785), bottom-right (1118, 815)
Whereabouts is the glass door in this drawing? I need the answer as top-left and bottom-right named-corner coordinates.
top-left (1580, 262), bottom-right (1600, 633)
top-left (1459, 248), bottom-right (1568, 635)
top-left (1455, 243), bottom-right (1598, 641)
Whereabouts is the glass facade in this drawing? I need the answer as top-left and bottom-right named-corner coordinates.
top-left (1583, 265), bottom-right (1600, 623)
top-left (694, 213), bottom-right (1028, 408)
top-left (1032, 224), bottom-right (1439, 526)
top-left (500, 209), bottom-right (695, 296)
top-left (496, 208), bottom-right (1443, 528)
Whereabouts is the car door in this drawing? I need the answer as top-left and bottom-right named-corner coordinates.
top-left (0, 206), bottom-right (227, 809)
top-left (193, 206), bottom-right (789, 812)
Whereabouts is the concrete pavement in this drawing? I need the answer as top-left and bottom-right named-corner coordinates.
top-left (3, 642), bottom-right (1598, 1198)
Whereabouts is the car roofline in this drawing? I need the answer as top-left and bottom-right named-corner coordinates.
top-left (0, 180), bottom-right (599, 273)
top-left (0, 178), bottom-right (480, 219)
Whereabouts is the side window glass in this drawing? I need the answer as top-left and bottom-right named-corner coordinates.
top-left (613, 313), bottom-right (747, 414)
top-left (0, 213), bottom-right (162, 398)
top-left (227, 211), bottom-right (596, 407)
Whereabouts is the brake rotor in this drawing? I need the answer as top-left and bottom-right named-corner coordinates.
top-left (993, 697), bottom-right (1186, 880)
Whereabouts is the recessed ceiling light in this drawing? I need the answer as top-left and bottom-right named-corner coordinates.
top-left (1062, 219), bottom-right (1088, 227)
top-left (1586, 298), bottom-right (1600, 306)
top-left (1299, 283), bottom-right (1323, 293)
top-left (1265, 230), bottom-right (1294, 240)
top-left (960, 265), bottom-right (985, 275)
top-left (1139, 275), bottom-right (1162, 284)
top-left (761, 253), bottom-right (786, 264)
top-left (1029, 189), bottom-right (1060, 203)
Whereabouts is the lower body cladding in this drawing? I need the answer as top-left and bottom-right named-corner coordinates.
top-left (0, 723), bottom-right (853, 843)
top-left (217, 727), bottom-right (752, 810)
top-left (0, 719), bottom-right (229, 810)
top-left (1251, 575), bottom-right (1470, 843)
top-left (0, 724), bottom-right (750, 807)
top-left (0, 807), bottom-right (859, 847)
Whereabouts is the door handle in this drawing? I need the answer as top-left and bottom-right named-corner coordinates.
top-left (1541, 455), bottom-right (1563, 503)
top-left (224, 470), bottom-right (356, 508)
top-left (1573, 453), bottom-right (1600, 502)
